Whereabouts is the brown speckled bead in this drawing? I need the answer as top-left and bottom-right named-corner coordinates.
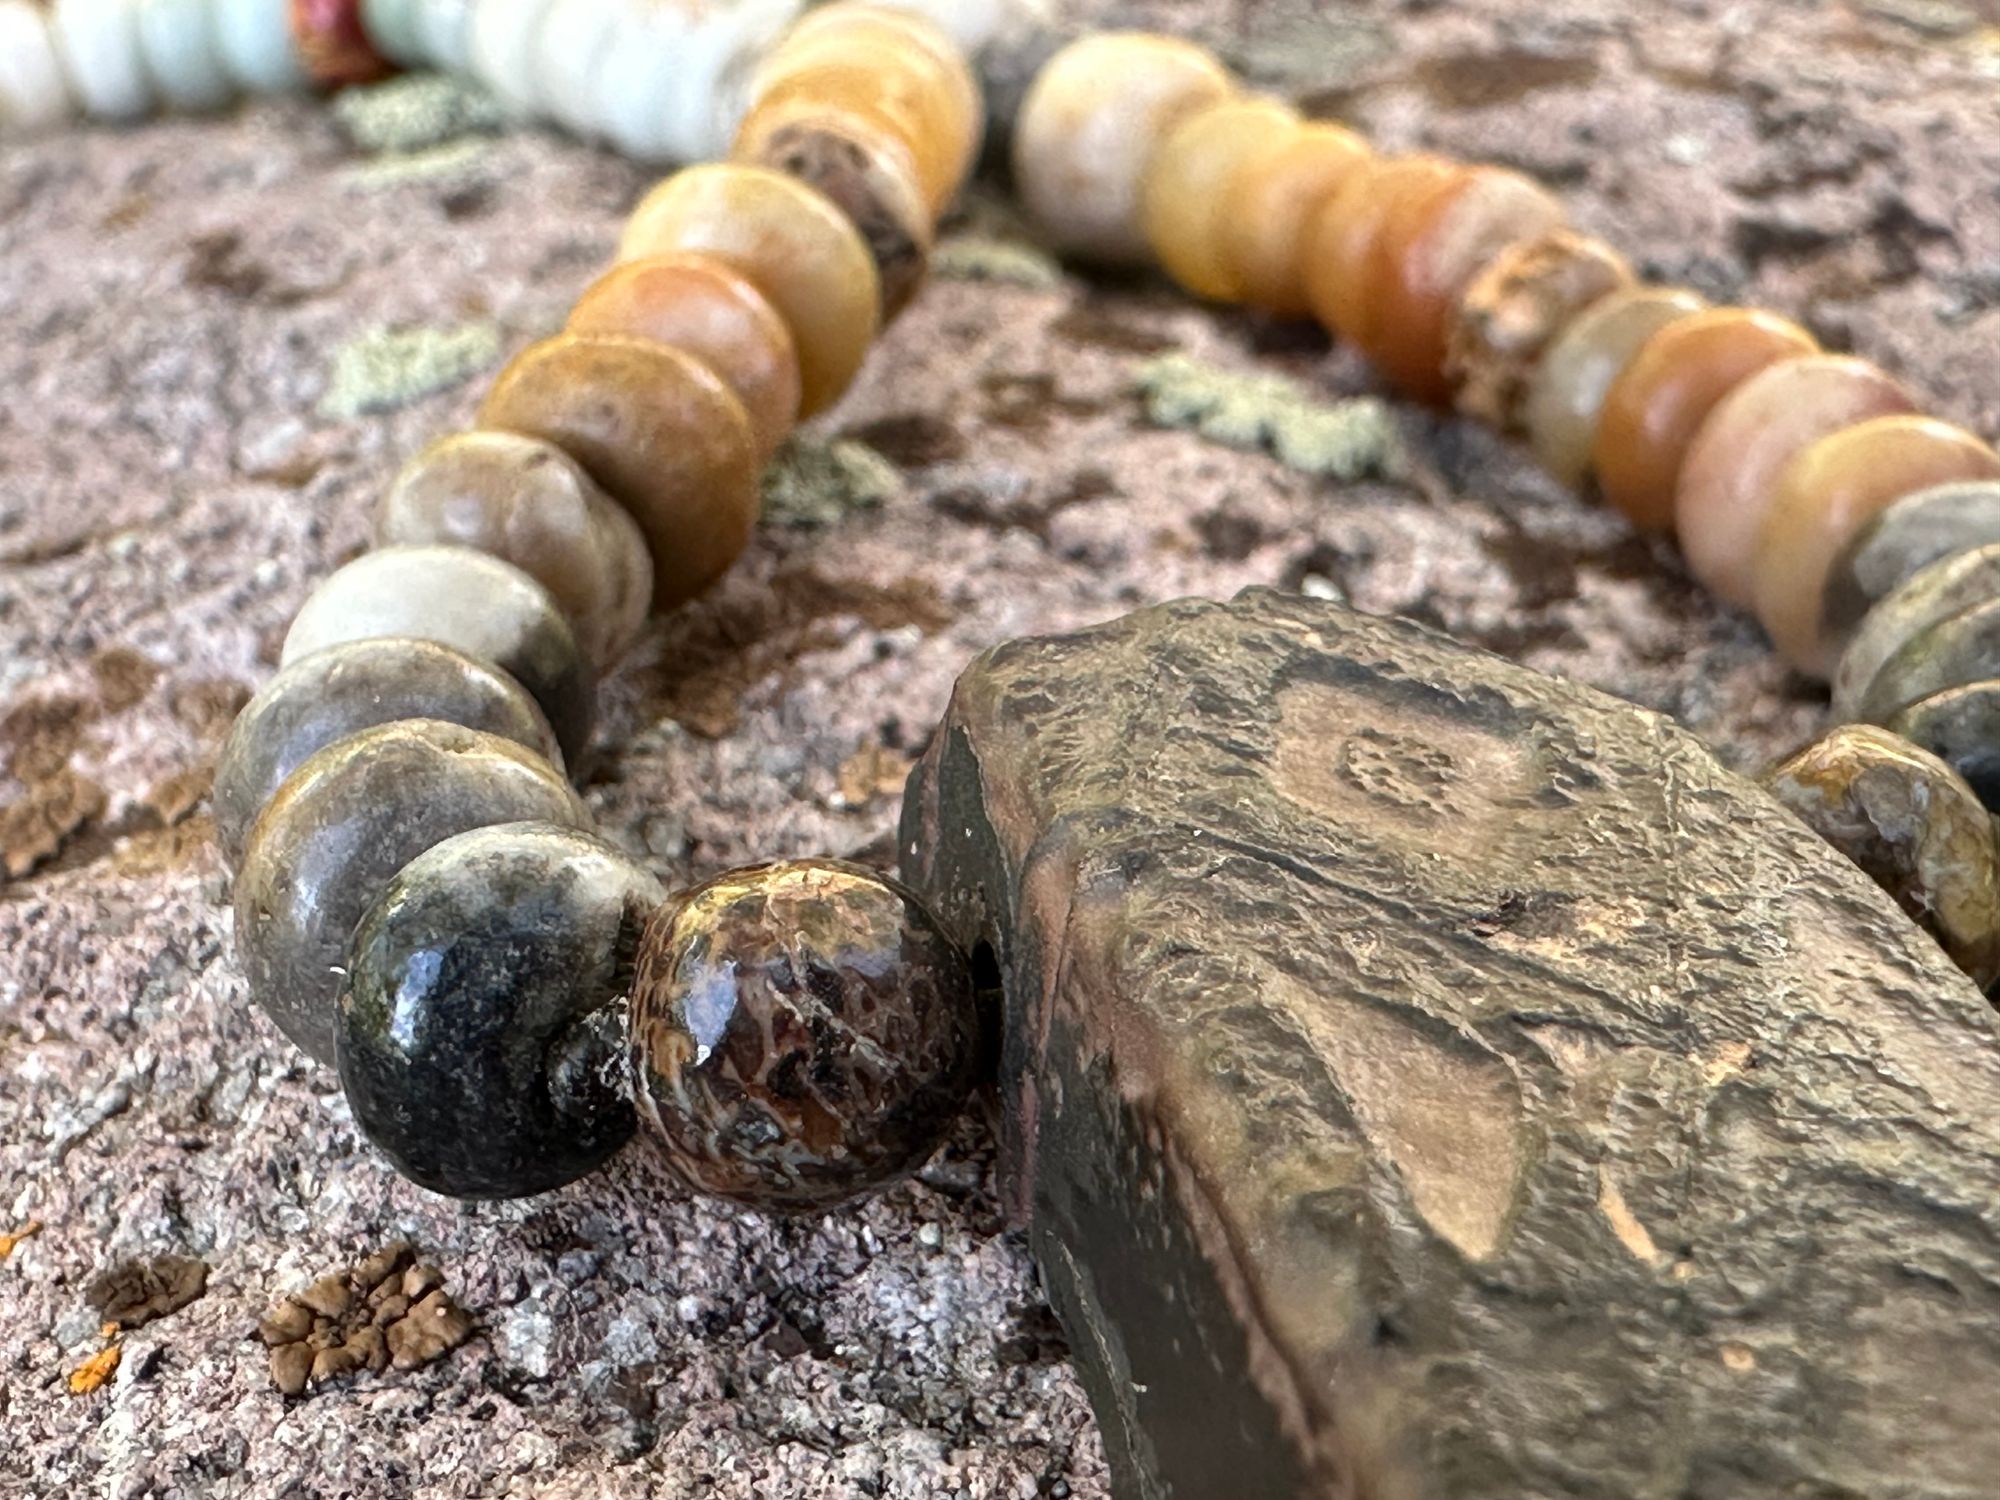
top-left (629, 859), bottom-right (985, 1212)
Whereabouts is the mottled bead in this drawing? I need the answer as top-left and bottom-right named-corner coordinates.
top-left (338, 823), bottom-right (662, 1198)
top-left (282, 545), bottom-right (594, 767)
top-left (1011, 32), bottom-right (1235, 264)
top-left (1888, 683), bottom-right (2000, 813)
top-left (1820, 481), bottom-right (2000, 651)
top-left (374, 431), bottom-right (653, 670)
top-left (1140, 94), bottom-right (1300, 302)
top-left (1217, 121), bottom-right (1370, 317)
top-left (1754, 416), bottom-right (2000, 677)
top-left (0, 0), bottom-right (77, 133)
top-left (1763, 724), bottom-right (2000, 987)
top-left (1593, 308), bottom-right (1817, 532)
top-left (212, 636), bottom-right (561, 868)
top-left (477, 333), bottom-right (760, 607)
top-left (618, 165), bottom-right (880, 416)
top-left (1523, 285), bottom-right (1708, 489)
top-left (629, 859), bottom-right (985, 1212)
top-left (1674, 356), bottom-right (1915, 609)
top-left (234, 720), bottom-right (589, 1066)
top-left (51, 0), bottom-right (154, 118)
top-left (1855, 599), bottom-right (2000, 725)
top-left (290, 0), bottom-right (391, 85)
top-left (1834, 543), bottom-right (2000, 721)
top-left (1445, 230), bottom-right (1632, 432)
top-left (137, 0), bottom-right (235, 111)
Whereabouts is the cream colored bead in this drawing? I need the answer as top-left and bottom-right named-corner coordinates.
top-left (597, 0), bottom-right (800, 164)
top-left (1140, 95), bottom-right (1300, 302)
top-left (52, 0), bottom-right (154, 118)
top-left (0, 0), bottom-right (77, 132)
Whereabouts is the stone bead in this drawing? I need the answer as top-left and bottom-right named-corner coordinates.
top-left (1593, 308), bottom-right (1817, 531)
top-left (1754, 416), bottom-right (2000, 677)
top-left (1523, 285), bottom-right (1708, 490)
top-left (1445, 230), bottom-right (1632, 432)
top-left (1011, 32), bottom-right (1235, 264)
top-left (212, 0), bottom-right (306, 90)
top-left (0, 0), bottom-right (77, 133)
top-left (289, 0), bottom-right (391, 85)
top-left (1139, 95), bottom-right (1300, 302)
top-left (1834, 543), bottom-right (2000, 721)
top-left (356, 0), bottom-right (425, 65)
top-left (779, 2), bottom-right (980, 161)
top-left (234, 720), bottom-right (589, 1066)
top-left (1217, 121), bottom-right (1370, 317)
top-left (407, 0), bottom-right (469, 70)
top-left (477, 333), bottom-right (760, 606)
top-left (137, 0), bottom-right (234, 111)
top-left (526, 0), bottom-right (616, 138)
top-left (618, 164), bottom-right (879, 416)
top-left (1820, 481), bottom-right (2000, 651)
top-left (213, 636), bottom-right (562, 868)
top-left (51, 0), bottom-right (154, 118)
top-left (1888, 682), bottom-right (2000, 812)
top-left (1763, 724), bottom-right (2000, 988)
top-left (281, 545), bottom-right (594, 767)
top-left (1674, 356), bottom-right (1915, 609)
top-left (593, 0), bottom-right (797, 164)
top-left (465, 0), bottom-right (547, 117)
top-left (1306, 154), bottom-right (1466, 379)
top-left (629, 858), bottom-right (985, 1212)
top-left (374, 431), bottom-right (653, 670)
top-left (1856, 598), bottom-right (2000, 725)
top-left (337, 822), bottom-right (662, 1198)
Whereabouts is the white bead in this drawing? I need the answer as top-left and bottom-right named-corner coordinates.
top-left (137, 0), bottom-right (234, 110)
top-left (211, 0), bottom-right (305, 91)
top-left (358, 0), bottom-right (426, 66)
top-left (530, 0), bottom-right (617, 139)
top-left (0, 0), bottom-right (77, 132)
top-left (874, 0), bottom-right (1048, 53)
top-left (410, 0), bottom-right (472, 72)
top-left (598, 0), bottom-right (797, 163)
top-left (51, 0), bottom-right (155, 118)
top-left (467, 0), bottom-right (550, 117)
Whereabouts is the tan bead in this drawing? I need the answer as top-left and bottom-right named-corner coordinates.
top-left (618, 164), bottom-right (880, 416)
top-left (1674, 356), bottom-right (1915, 608)
top-left (1011, 32), bottom-right (1235, 264)
top-left (568, 253), bottom-right (802, 458)
top-left (1593, 308), bottom-right (1817, 531)
top-left (1524, 286), bottom-right (1708, 489)
top-left (1217, 122), bottom-right (1371, 317)
top-left (477, 333), bottom-right (760, 610)
top-left (1754, 415), bottom-right (2000, 677)
top-left (374, 431), bottom-right (654, 671)
top-left (1446, 230), bottom-right (1632, 432)
top-left (1139, 95), bottom-right (1300, 302)
top-left (1305, 154), bottom-right (1467, 377)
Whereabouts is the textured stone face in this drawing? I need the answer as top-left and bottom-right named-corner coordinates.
top-left (901, 589), bottom-right (2000, 1500)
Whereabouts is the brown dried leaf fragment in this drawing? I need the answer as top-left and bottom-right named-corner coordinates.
top-left (261, 1246), bottom-right (470, 1395)
top-left (1, 769), bottom-right (107, 880)
top-left (85, 1254), bottom-right (210, 1329)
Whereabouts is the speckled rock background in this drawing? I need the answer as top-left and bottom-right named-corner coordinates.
top-left (7, 0), bottom-right (2000, 1494)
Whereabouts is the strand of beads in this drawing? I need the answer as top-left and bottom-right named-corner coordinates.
top-left (1013, 33), bottom-right (2000, 991)
top-left (215, 2), bottom-right (987, 1206)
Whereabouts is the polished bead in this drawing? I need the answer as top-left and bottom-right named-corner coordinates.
top-left (338, 822), bottom-right (661, 1198)
top-left (1855, 598), bottom-right (2000, 725)
top-left (213, 636), bottom-right (562, 868)
top-left (356, 0), bottom-right (425, 65)
top-left (465, 0), bottom-right (546, 116)
top-left (477, 333), bottom-right (760, 606)
top-left (1820, 481), bottom-right (2000, 651)
top-left (1754, 416), bottom-right (2000, 677)
top-left (1139, 95), bottom-right (1300, 302)
top-left (595, 0), bottom-right (798, 164)
top-left (212, 0), bottom-right (306, 89)
top-left (290, 0), bottom-right (391, 85)
top-left (1445, 229), bottom-right (1631, 432)
top-left (526, 0), bottom-right (616, 137)
top-left (407, 0), bottom-right (469, 69)
top-left (1306, 154), bottom-right (1465, 385)
top-left (137, 0), bottom-right (234, 111)
top-left (1834, 543), bottom-right (2000, 721)
top-left (0, 0), bottom-right (77, 132)
top-left (1217, 121), bottom-right (1370, 317)
top-left (1593, 308), bottom-right (1817, 531)
top-left (1011, 32), bottom-right (1234, 264)
top-left (234, 720), bottom-right (589, 1066)
top-left (281, 545), bottom-right (594, 766)
top-left (1763, 724), bottom-right (2000, 987)
top-left (374, 431), bottom-right (653, 670)
top-left (1523, 285), bottom-right (1708, 489)
top-left (1674, 356), bottom-right (1915, 608)
top-left (51, 0), bottom-right (154, 118)
top-left (629, 858), bottom-right (985, 1212)
top-left (618, 164), bottom-right (879, 416)
top-left (1888, 682), bottom-right (2000, 812)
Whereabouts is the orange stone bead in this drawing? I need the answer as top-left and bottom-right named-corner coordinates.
top-left (478, 334), bottom-right (760, 609)
top-left (1139, 95), bottom-right (1300, 302)
top-left (1218, 122), bottom-right (1371, 316)
top-left (1305, 155), bottom-right (1467, 373)
top-left (619, 164), bottom-right (880, 417)
top-left (568, 253), bottom-right (802, 460)
top-left (1592, 308), bottom-right (1817, 531)
top-left (1674, 356), bottom-right (1915, 608)
top-left (1755, 415), bottom-right (2000, 677)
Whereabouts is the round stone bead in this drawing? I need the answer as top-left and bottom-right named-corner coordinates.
top-left (1753, 416), bottom-right (2000, 677)
top-left (290, 0), bottom-right (391, 85)
top-left (1674, 356), bottom-right (1915, 609)
top-left (618, 164), bottom-right (880, 416)
top-left (1139, 94), bottom-right (1300, 303)
top-left (374, 431), bottom-right (653, 671)
top-left (1217, 121), bottom-right (1370, 316)
top-left (407, 0), bottom-right (470, 70)
top-left (594, 0), bottom-right (796, 164)
top-left (465, 0), bottom-right (547, 116)
top-left (1011, 32), bottom-right (1235, 264)
top-left (1819, 481), bottom-right (2000, 649)
top-left (51, 0), bottom-right (155, 119)
top-left (477, 333), bottom-right (760, 607)
top-left (356, 0), bottom-right (425, 65)
top-left (0, 0), bottom-right (78, 133)
top-left (337, 822), bottom-right (662, 1198)
top-left (281, 545), bottom-right (594, 767)
top-left (1833, 542), bottom-right (2000, 721)
top-left (568, 255), bottom-right (801, 459)
top-left (137, 0), bottom-right (235, 111)
top-left (629, 859), bottom-right (986, 1212)
top-left (1763, 724), bottom-right (2000, 987)
top-left (1593, 308), bottom-right (1818, 532)
top-left (1523, 284), bottom-right (1707, 489)
top-left (212, 0), bottom-right (306, 90)
top-left (1888, 682), bottom-right (2000, 812)
top-left (1306, 155), bottom-right (1465, 385)
top-left (234, 720), bottom-right (589, 1066)
top-left (527, 0), bottom-right (617, 138)
top-left (1854, 598), bottom-right (2000, 725)
top-left (212, 636), bottom-right (562, 868)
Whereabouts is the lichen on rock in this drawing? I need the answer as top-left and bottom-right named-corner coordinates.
top-left (318, 323), bottom-right (503, 420)
top-left (1135, 352), bottom-right (1407, 482)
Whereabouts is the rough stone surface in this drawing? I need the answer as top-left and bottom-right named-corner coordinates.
top-left (10, 0), bottom-right (2000, 1493)
top-left (902, 588), bottom-right (2000, 1499)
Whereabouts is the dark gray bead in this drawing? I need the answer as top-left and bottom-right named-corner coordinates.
top-left (1887, 681), bottom-right (2000, 811)
top-left (337, 822), bottom-right (663, 1199)
top-left (234, 720), bottom-right (590, 1065)
top-left (1832, 541), bottom-right (2000, 720)
top-left (1821, 481), bottom-right (2000, 648)
top-left (281, 545), bottom-right (595, 768)
top-left (212, 638), bottom-right (563, 869)
top-left (1857, 597), bottom-right (2000, 724)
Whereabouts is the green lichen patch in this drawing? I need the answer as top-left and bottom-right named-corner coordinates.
top-left (341, 138), bottom-right (494, 192)
top-left (317, 323), bottom-right (503, 420)
top-left (1135, 354), bottom-right (1407, 483)
top-left (932, 237), bottom-right (1064, 290)
top-left (332, 72), bottom-right (506, 155)
top-left (761, 438), bottom-right (902, 528)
